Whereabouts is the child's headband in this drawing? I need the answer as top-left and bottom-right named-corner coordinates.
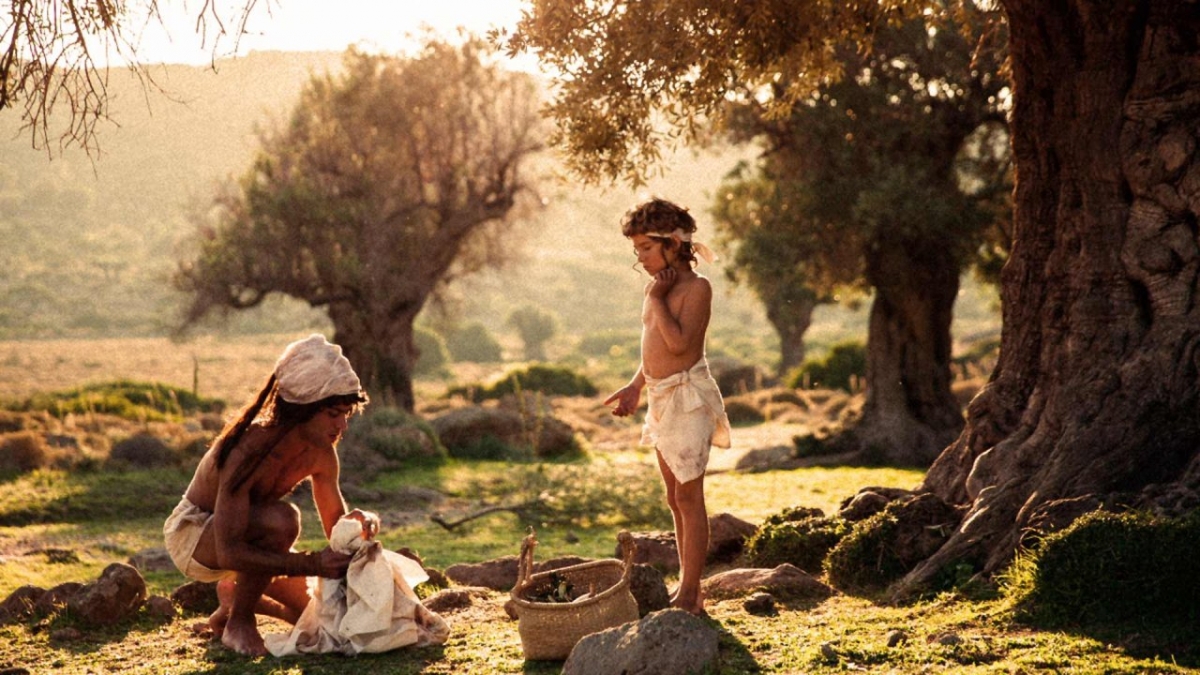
top-left (646, 229), bottom-right (718, 264)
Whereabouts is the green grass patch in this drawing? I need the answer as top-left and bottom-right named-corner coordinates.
top-left (2, 379), bottom-right (225, 422)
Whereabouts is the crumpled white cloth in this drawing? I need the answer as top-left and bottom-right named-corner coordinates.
top-left (265, 515), bottom-right (449, 656)
top-left (640, 359), bottom-right (732, 483)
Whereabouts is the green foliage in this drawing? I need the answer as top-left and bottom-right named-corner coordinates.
top-left (576, 328), bottom-right (641, 358)
top-left (825, 510), bottom-right (906, 593)
top-left (450, 364), bottom-right (598, 402)
top-left (745, 515), bottom-right (850, 574)
top-left (445, 322), bottom-right (503, 363)
top-left (414, 326), bottom-right (451, 377)
top-left (1002, 510), bottom-right (1200, 627)
top-left (3, 380), bottom-right (224, 422)
top-left (446, 434), bottom-right (524, 462)
top-left (506, 304), bottom-right (559, 361)
top-left (345, 406), bottom-right (445, 463)
top-left (787, 341), bottom-right (866, 392)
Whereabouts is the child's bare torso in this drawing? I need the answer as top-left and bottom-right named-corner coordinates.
top-left (640, 273), bottom-right (709, 379)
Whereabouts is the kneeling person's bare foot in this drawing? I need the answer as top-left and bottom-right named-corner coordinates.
top-left (221, 616), bottom-right (268, 657)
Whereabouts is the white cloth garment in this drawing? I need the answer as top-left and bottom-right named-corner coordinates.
top-left (274, 334), bottom-right (362, 404)
top-left (640, 359), bottom-right (732, 483)
top-left (265, 515), bottom-right (449, 656)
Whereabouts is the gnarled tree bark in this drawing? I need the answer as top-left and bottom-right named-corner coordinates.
top-left (895, 0), bottom-right (1200, 598)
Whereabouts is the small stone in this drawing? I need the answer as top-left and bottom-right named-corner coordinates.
top-left (887, 629), bottom-right (907, 647)
top-left (145, 595), bottom-right (176, 621)
top-left (564, 531), bottom-right (580, 544)
top-left (820, 641), bottom-right (839, 662)
top-left (743, 592), bottom-right (776, 616)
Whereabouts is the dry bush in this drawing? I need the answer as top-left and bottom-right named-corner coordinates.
top-left (0, 432), bottom-right (51, 474)
top-left (109, 433), bottom-right (176, 468)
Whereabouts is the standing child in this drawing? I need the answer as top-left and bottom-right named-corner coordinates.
top-left (603, 197), bottom-right (731, 616)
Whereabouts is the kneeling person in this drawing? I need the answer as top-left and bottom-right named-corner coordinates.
top-left (164, 334), bottom-right (379, 656)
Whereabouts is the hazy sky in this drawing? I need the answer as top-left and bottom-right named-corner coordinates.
top-left (137, 0), bottom-right (528, 65)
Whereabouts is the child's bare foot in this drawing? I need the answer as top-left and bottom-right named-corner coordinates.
top-left (220, 616), bottom-right (268, 656)
top-left (670, 589), bottom-right (707, 616)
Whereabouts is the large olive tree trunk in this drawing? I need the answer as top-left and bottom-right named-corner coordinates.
top-left (895, 0), bottom-right (1200, 597)
top-left (853, 237), bottom-right (964, 466)
top-left (331, 300), bottom-right (423, 413)
top-left (765, 289), bottom-right (820, 376)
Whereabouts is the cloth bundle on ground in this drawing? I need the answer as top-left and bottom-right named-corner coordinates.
top-left (265, 514), bottom-right (449, 656)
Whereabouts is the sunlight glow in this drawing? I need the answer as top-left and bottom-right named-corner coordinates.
top-left (135, 0), bottom-right (528, 65)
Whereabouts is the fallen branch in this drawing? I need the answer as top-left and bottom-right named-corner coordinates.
top-left (430, 501), bottom-right (541, 531)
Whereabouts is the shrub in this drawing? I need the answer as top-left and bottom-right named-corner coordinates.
top-left (109, 433), bottom-right (176, 468)
top-left (576, 329), bottom-right (641, 358)
top-left (722, 396), bottom-right (767, 425)
top-left (1002, 510), bottom-right (1200, 626)
top-left (414, 327), bottom-right (451, 377)
top-left (786, 341), bottom-right (867, 392)
top-left (8, 380), bottom-right (224, 421)
top-left (445, 322), bottom-right (503, 363)
top-left (346, 407), bottom-right (445, 463)
top-left (449, 364), bottom-right (598, 402)
top-left (0, 432), bottom-right (51, 474)
top-left (745, 516), bottom-right (850, 573)
top-left (825, 510), bottom-right (906, 593)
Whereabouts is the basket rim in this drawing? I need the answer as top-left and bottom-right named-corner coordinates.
top-left (510, 559), bottom-right (630, 609)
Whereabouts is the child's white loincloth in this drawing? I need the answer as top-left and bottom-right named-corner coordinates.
top-left (640, 359), bottom-right (731, 483)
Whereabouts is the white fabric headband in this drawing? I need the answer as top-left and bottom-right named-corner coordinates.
top-left (646, 229), bottom-right (718, 264)
top-left (274, 334), bottom-right (362, 404)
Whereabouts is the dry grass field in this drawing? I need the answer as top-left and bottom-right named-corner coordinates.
top-left (0, 334), bottom-right (295, 405)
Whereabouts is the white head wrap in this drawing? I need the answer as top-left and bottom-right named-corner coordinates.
top-left (274, 334), bottom-right (362, 404)
top-left (646, 228), bottom-right (718, 264)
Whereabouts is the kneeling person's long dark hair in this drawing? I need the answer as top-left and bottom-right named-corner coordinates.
top-left (213, 374), bottom-right (369, 492)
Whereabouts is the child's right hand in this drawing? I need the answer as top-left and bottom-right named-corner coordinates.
top-left (603, 385), bottom-right (641, 417)
top-left (648, 268), bottom-right (678, 298)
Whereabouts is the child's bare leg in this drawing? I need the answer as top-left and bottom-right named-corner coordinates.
top-left (656, 451), bottom-right (685, 601)
top-left (671, 475), bottom-right (708, 615)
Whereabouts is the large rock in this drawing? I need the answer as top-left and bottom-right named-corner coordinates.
top-left (68, 563), bottom-right (146, 626)
top-left (445, 556), bottom-right (520, 591)
top-left (621, 513), bottom-right (756, 571)
top-left (0, 585), bottom-right (46, 624)
top-left (621, 532), bottom-right (679, 573)
top-left (171, 581), bottom-right (219, 614)
top-left (702, 564), bottom-right (833, 602)
top-left (34, 582), bottom-right (83, 616)
top-left (563, 609), bottom-right (719, 675)
top-left (446, 555), bottom-right (601, 591)
top-left (628, 563), bottom-right (670, 617)
top-left (707, 512), bottom-right (757, 563)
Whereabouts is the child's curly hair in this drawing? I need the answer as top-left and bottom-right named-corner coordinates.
top-left (621, 198), bottom-right (698, 266)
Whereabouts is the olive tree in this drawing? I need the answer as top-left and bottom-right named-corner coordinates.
top-left (176, 39), bottom-right (544, 410)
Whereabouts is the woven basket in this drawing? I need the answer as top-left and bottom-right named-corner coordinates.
top-left (509, 530), bottom-right (640, 660)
